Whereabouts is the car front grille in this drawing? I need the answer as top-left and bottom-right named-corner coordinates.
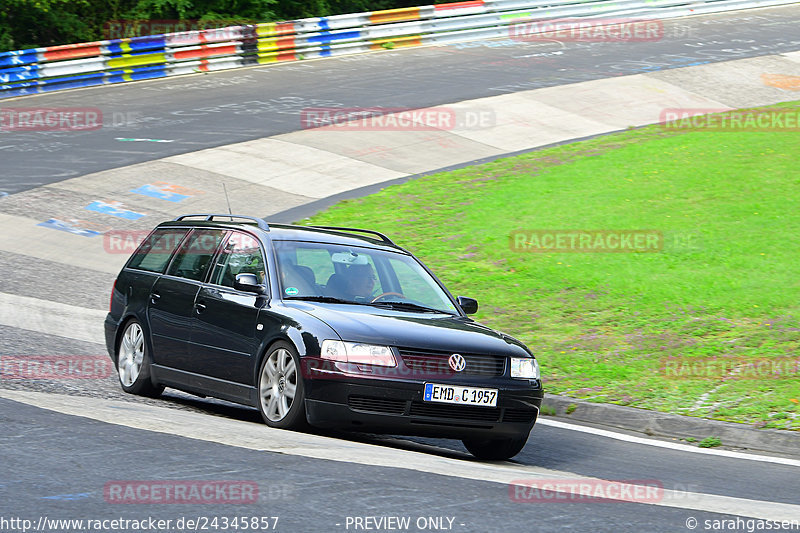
top-left (397, 347), bottom-right (506, 377)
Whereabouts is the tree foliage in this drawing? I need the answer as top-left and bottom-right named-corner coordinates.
top-left (0, 0), bottom-right (429, 51)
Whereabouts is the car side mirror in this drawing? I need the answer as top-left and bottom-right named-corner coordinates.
top-left (234, 273), bottom-right (266, 295)
top-left (457, 296), bottom-right (478, 315)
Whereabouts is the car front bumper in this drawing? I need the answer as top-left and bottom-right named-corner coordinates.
top-left (302, 358), bottom-right (543, 440)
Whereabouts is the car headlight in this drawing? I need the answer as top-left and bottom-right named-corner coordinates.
top-left (511, 357), bottom-right (540, 379)
top-left (321, 340), bottom-right (396, 367)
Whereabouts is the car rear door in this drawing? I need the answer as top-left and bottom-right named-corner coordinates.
top-left (148, 228), bottom-right (225, 371)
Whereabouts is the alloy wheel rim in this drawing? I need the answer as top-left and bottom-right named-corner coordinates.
top-left (118, 323), bottom-right (144, 387)
top-left (260, 348), bottom-right (297, 422)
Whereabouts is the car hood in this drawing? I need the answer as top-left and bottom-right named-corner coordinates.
top-left (285, 302), bottom-right (531, 357)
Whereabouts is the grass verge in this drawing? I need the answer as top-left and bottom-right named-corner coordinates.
top-left (301, 103), bottom-right (800, 430)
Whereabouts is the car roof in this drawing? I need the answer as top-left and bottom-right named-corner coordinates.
top-left (157, 215), bottom-right (407, 253)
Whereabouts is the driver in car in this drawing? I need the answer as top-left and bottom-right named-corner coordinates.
top-left (342, 263), bottom-right (376, 300)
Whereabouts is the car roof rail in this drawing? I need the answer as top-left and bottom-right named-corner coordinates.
top-left (309, 226), bottom-right (394, 245)
top-left (173, 214), bottom-right (270, 231)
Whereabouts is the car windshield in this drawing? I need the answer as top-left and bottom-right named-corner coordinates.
top-left (274, 240), bottom-right (459, 314)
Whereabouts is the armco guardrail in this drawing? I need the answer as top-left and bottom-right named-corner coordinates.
top-left (1, 0), bottom-right (798, 99)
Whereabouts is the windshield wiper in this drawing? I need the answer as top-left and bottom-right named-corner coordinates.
top-left (284, 295), bottom-right (355, 304)
top-left (366, 301), bottom-right (455, 314)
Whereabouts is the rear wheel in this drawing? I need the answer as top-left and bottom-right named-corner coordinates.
top-left (116, 320), bottom-right (163, 397)
top-left (462, 434), bottom-right (529, 461)
top-left (257, 342), bottom-right (308, 430)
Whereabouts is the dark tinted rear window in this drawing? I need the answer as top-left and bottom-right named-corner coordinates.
top-left (166, 229), bottom-right (226, 282)
top-left (128, 228), bottom-right (189, 273)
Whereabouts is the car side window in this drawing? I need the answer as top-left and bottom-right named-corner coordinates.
top-left (166, 229), bottom-right (225, 282)
top-left (209, 231), bottom-right (266, 287)
top-left (127, 228), bottom-right (189, 273)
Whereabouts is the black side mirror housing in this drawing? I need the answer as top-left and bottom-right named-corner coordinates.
top-left (234, 273), bottom-right (266, 295)
top-left (457, 296), bottom-right (478, 315)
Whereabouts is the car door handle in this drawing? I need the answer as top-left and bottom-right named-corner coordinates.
top-left (150, 292), bottom-right (161, 304)
top-left (194, 302), bottom-right (207, 314)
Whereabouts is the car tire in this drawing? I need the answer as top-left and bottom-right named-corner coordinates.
top-left (116, 319), bottom-right (164, 398)
top-left (257, 341), bottom-right (309, 430)
top-left (462, 434), bottom-right (529, 461)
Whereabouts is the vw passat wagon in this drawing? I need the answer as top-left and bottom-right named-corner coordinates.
top-left (105, 214), bottom-right (543, 460)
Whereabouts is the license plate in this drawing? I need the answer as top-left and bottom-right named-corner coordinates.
top-left (423, 383), bottom-right (498, 407)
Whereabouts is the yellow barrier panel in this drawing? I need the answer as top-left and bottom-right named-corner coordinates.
top-left (107, 53), bottom-right (166, 69)
top-left (256, 50), bottom-right (298, 64)
top-left (256, 22), bottom-right (296, 38)
top-left (256, 37), bottom-right (296, 53)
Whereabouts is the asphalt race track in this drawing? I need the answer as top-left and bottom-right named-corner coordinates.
top-left (1, 8), bottom-right (799, 193)
top-left (1, 5), bottom-right (800, 533)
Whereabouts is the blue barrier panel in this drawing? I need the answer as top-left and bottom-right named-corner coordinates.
top-left (0, 64), bottom-right (40, 84)
top-left (306, 30), bottom-right (363, 45)
top-left (0, 49), bottom-right (41, 68)
top-left (0, 79), bottom-right (41, 90)
top-left (0, 85), bottom-right (40, 98)
top-left (106, 64), bottom-right (168, 83)
top-left (106, 36), bottom-right (167, 55)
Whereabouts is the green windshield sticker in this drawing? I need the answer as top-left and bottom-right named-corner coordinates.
top-left (285, 287), bottom-right (299, 296)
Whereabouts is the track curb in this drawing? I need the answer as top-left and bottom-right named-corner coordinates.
top-left (541, 394), bottom-right (800, 457)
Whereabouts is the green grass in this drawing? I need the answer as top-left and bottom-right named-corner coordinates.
top-left (300, 103), bottom-right (800, 430)
top-left (698, 436), bottom-right (722, 448)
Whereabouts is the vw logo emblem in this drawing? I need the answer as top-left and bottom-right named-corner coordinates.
top-left (448, 353), bottom-right (466, 372)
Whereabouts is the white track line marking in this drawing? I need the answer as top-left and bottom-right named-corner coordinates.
top-left (1, 389), bottom-right (799, 522)
top-left (0, 292), bottom-right (106, 345)
top-left (537, 418), bottom-right (800, 467)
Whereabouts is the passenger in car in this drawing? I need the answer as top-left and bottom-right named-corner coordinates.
top-left (281, 263), bottom-right (317, 295)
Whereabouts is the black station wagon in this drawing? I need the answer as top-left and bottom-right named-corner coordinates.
top-left (105, 214), bottom-right (544, 460)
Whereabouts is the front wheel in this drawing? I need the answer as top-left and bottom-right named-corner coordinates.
top-left (116, 320), bottom-right (163, 398)
top-left (462, 434), bottom-right (529, 461)
top-left (257, 342), bottom-right (308, 430)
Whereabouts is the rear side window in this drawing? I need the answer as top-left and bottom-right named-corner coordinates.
top-left (127, 228), bottom-right (189, 273)
top-left (167, 229), bottom-right (226, 282)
